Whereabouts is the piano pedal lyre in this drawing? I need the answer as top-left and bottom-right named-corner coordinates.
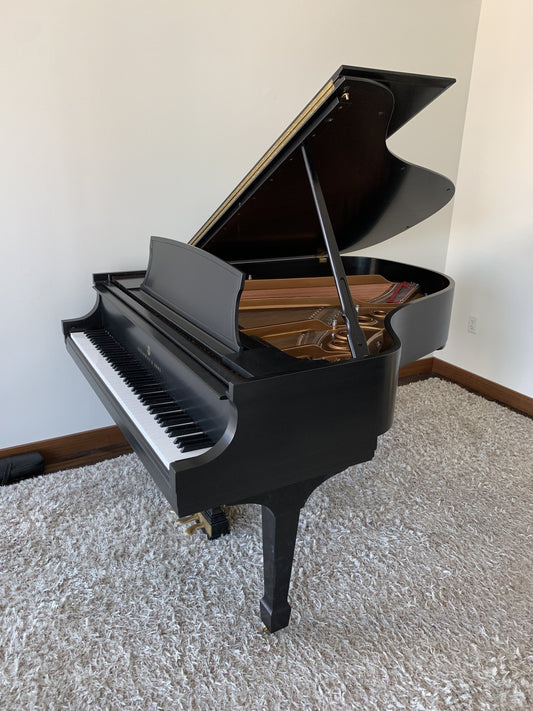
top-left (176, 506), bottom-right (230, 540)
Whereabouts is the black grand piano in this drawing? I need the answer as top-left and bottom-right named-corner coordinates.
top-left (63, 66), bottom-right (455, 632)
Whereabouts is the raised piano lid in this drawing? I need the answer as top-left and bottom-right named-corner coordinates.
top-left (189, 65), bottom-right (456, 262)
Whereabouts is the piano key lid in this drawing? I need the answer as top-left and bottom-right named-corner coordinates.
top-left (189, 65), bottom-right (455, 263)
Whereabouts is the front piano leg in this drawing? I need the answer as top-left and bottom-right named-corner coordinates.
top-left (260, 503), bottom-right (302, 632)
top-left (257, 475), bottom-right (327, 633)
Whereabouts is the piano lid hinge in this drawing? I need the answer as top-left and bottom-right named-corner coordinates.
top-left (316, 251), bottom-right (328, 264)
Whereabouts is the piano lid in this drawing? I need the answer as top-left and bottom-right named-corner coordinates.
top-left (189, 66), bottom-right (456, 263)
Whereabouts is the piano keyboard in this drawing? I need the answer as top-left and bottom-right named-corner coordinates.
top-left (70, 330), bottom-right (213, 467)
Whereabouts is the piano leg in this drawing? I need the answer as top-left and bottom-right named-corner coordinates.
top-left (260, 503), bottom-right (301, 633)
top-left (258, 474), bottom-right (328, 633)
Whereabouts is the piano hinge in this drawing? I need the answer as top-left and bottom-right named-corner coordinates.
top-left (316, 251), bottom-right (328, 264)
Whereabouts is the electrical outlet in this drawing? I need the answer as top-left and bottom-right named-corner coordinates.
top-left (467, 315), bottom-right (478, 335)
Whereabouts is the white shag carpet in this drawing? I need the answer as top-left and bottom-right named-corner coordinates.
top-left (1, 379), bottom-right (532, 710)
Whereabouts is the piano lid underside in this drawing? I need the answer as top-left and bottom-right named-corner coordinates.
top-left (193, 76), bottom-right (454, 262)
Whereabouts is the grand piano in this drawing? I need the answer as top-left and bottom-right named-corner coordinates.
top-left (63, 66), bottom-right (455, 632)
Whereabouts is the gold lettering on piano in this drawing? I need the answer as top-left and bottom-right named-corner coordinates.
top-left (136, 344), bottom-right (162, 373)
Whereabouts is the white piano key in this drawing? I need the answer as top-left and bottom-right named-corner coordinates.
top-left (70, 331), bottom-right (211, 468)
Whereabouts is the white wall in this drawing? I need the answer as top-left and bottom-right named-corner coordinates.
top-left (441, 0), bottom-right (533, 397)
top-left (1, 1), bottom-right (481, 449)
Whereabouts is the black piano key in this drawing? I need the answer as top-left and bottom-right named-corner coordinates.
top-left (115, 365), bottom-right (145, 374)
top-left (125, 372), bottom-right (158, 381)
top-left (130, 373), bottom-right (160, 383)
top-left (134, 385), bottom-right (166, 394)
top-left (143, 402), bottom-right (177, 413)
top-left (159, 420), bottom-right (192, 431)
top-left (149, 403), bottom-right (184, 415)
top-left (174, 430), bottom-right (204, 444)
top-left (173, 433), bottom-right (201, 444)
top-left (123, 370), bottom-right (156, 380)
top-left (126, 379), bottom-right (159, 389)
top-left (167, 424), bottom-right (199, 437)
top-left (160, 410), bottom-right (192, 425)
top-left (179, 436), bottom-right (213, 453)
top-left (149, 409), bottom-right (184, 420)
top-left (127, 381), bottom-right (159, 392)
top-left (140, 393), bottom-right (176, 405)
top-left (158, 410), bottom-right (190, 421)
top-left (160, 420), bottom-right (192, 432)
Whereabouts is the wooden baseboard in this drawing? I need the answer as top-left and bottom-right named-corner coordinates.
top-left (1, 359), bottom-right (530, 475)
top-left (432, 358), bottom-right (533, 418)
top-left (398, 357), bottom-right (434, 378)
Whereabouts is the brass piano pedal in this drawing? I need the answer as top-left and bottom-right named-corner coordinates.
top-left (176, 506), bottom-right (230, 540)
top-left (177, 513), bottom-right (206, 536)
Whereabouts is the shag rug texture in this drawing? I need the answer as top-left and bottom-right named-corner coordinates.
top-left (1, 379), bottom-right (532, 710)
